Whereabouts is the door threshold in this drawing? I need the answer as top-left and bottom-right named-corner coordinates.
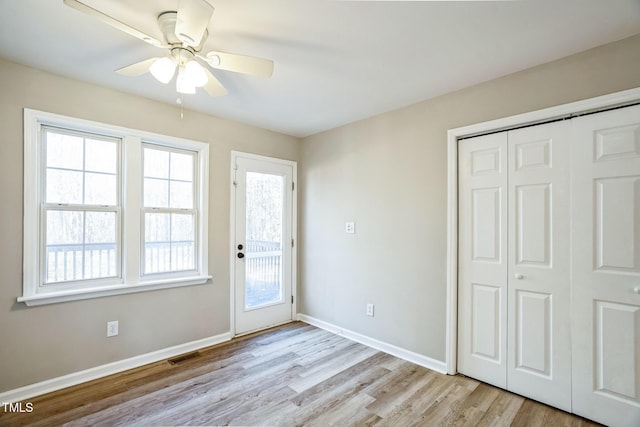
top-left (233, 319), bottom-right (295, 338)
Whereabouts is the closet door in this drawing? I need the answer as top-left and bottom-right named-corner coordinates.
top-left (572, 105), bottom-right (640, 427)
top-left (506, 121), bottom-right (572, 411)
top-left (458, 121), bottom-right (572, 409)
top-left (458, 133), bottom-right (508, 388)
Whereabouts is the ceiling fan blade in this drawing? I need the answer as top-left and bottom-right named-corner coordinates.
top-left (175, 0), bottom-right (214, 47)
top-left (203, 51), bottom-right (274, 78)
top-left (202, 68), bottom-right (228, 97)
top-left (116, 58), bottom-right (159, 76)
top-left (63, 0), bottom-right (165, 48)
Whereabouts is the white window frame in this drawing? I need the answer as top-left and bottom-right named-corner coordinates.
top-left (40, 125), bottom-right (123, 287)
top-left (20, 109), bottom-right (211, 306)
top-left (141, 142), bottom-right (199, 277)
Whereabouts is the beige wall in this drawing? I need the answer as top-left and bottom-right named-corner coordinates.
top-left (3, 33), bottom-right (640, 394)
top-left (299, 34), bottom-right (640, 362)
top-left (0, 58), bottom-right (300, 392)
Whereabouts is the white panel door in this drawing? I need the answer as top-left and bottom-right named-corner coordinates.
top-left (458, 133), bottom-right (508, 388)
top-left (572, 105), bottom-right (640, 427)
top-left (506, 121), bottom-right (572, 411)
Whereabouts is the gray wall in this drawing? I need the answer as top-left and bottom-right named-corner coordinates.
top-left (0, 58), bottom-right (300, 392)
top-left (299, 34), bottom-right (640, 362)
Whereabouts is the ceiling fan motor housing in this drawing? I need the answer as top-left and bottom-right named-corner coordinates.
top-left (158, 11), bottom-right (208, 51)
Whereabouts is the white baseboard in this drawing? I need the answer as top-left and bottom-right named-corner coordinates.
top-left (297, 314), bottom-right (447, 374)
top-left (0, 332), bottom-right (231, 403)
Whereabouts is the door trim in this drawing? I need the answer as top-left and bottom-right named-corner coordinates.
top-left (445, 87), bottom-right (640, 375)
top-left (229, 151), bottom-right (297, 338)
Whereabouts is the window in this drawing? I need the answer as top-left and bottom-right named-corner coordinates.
top-left (142, 145), bottom-right (197, 275)
top-left (21, 109), bottom-right (210, 306)
top-left (43, 127), bottom-right (121, 284)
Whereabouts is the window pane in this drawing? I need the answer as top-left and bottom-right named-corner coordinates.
top-left (143, 178), bottom-right (169, 208)
top-left (85, 172), bottom-right (117, 205)
top-left (171, 213), bottom-right (194, 242)
top-left (85, 138), bottom-right (117, 174)
top-left (144, 212), bottom-right (170, 274)
top-left (170, 181), bottom-right (193, 209)
top-left (145, 213), bottom-right (170, 242)
top-left (171, 214), bottom-right (195, 271)
top-left (45, 210), bottom-right (118, 283)
top-left (84, 212), bottom-right (117, 279)
top-left (46, 131), bottom-right (83, 170)
top-left (46, 169), bottom-right (83, 204)
top-left (143, 212), bottom-right (195, 274)
top-left (46, 210), bottom-right (83, 245)
top-left (44, 211), bottom-right (82, 283)
top-left (170, 152), bottom-right (194, 181)
top-left (85, 211), bottom-right (116, 243)
top-left (144, 147), bottom-right (169, 179)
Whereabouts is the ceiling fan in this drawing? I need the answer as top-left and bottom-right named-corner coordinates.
top-left (63, 0), bottom-right (274, 97)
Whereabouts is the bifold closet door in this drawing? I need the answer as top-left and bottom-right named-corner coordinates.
top-left (571, 104), bottom-right (640, 427)
top-left (458, 133), bottom-right (508, 389)
top-left (506, 121), bottom-right (571, 411)
top-left (458, 121), bottom-right (572, 410)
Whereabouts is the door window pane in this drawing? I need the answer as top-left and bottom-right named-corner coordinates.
top-left (245, 172), bottom-right (284, 309)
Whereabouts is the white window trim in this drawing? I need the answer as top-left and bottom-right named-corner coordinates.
top-left (20, 109), bottom-right (211, 306)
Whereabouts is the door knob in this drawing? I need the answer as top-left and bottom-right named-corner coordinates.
top-left (237, 252), bottom-right (244, 259)
top-left (634, 286), bottom-right (640, 294)
top-left (514, 274), bottom-right (524, 280)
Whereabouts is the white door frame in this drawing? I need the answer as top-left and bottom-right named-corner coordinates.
top-left (445, 86), bottom-right (640, 375)
top-left (230, 151), bottom-right (297, 337)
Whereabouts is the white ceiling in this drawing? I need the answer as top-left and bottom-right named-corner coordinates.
top-left (1, 0), bottom-right (639, 137)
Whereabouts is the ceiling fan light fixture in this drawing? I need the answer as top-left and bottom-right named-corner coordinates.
top-left (184, 60), bottom-right (208, 87)
top-left (149, 57), bottom-right (177, 84)
top-left (176, 67), bottom-right (196, 94)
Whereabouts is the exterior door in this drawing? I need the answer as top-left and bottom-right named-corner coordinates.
top-left (232, 152), bottom-right (295, 335)
top-left (458, 132), bottom-right (508, 388)
top-left (506, 121), bottom-right (572, 411)
top-left (571, 105), bottom-right (640, 427)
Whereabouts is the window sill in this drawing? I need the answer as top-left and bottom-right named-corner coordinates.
top-left (17, 275), bottom-right (212, 307)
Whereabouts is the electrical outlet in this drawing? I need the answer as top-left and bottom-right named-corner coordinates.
top-left (345, 221), bottom-right (355, 234)
top-left (366, 303), bottom-right (374, 317)
top-left (107, 320), bottom-right (119, 337)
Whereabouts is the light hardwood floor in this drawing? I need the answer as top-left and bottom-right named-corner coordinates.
top-left (0, 322), bottom-right (600, 426)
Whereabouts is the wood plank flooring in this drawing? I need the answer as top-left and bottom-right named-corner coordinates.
top-left (0, 322), bottom-right (600, 426)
